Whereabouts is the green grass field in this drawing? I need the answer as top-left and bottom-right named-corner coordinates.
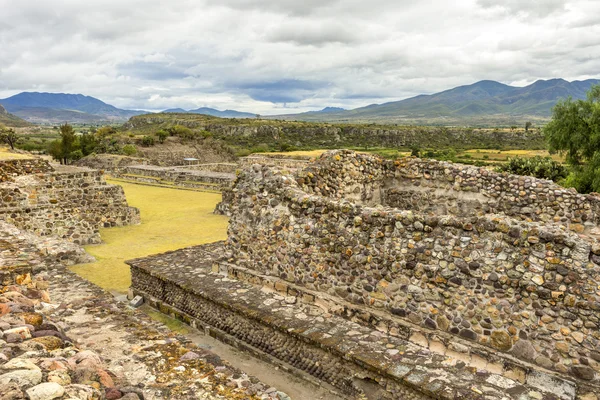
top-left (69, 180), bottom-right (228, 293)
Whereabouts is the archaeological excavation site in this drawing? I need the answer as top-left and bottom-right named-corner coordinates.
top-left (2, 150), bottom-right (600, 399)
top-left (129, 150), bottom-right (600, 399)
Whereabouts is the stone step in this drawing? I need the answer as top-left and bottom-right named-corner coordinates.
top-left (128, 243), bottom-right (584, 400)
top-left (110, 175), bottom-right (223, 193)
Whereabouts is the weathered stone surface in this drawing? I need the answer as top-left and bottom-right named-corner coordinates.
top-left (25, 382), bottom-right (65, 400)
top-left (219, 150), bottom-right (600, 381)
top-left (490, 331), bottom-right (512, 351)
top-left (0, 161), bottom-right (140, 245)
top-left (0, 369), bottom-right (43, 387)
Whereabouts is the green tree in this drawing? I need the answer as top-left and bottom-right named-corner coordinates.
top-left (59, 123), bottom-right (77, 164)
top-left (49, 123), bottom-right (78, 164)
top-left (0, 126), bottom-right (19, 150)
top-left (544, 85), bottom-right (600, 192)
top-left (525, 121), bottom-right (533, 132)
top-left (79, 132), bottom-right (99, 156)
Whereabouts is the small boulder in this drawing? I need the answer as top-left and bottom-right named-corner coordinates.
top-left (31, 336), bottom-right (63, 351)
top-left (179, 351), bottom-right (201, 362)
top-left (129, 296), bottom-right (143, 308)
top-left (0, 369), bottom-right (43, 387)
top-left (3, 327), bottom-right (32, 341)
top-left (1, 358), bottom-right (40, 371)
top-left (26, 382), bottom-right (65, 400)
top-left (69, 350), bottom-right (103, 369)
top-left (47, 370), bottom-right (72, 385)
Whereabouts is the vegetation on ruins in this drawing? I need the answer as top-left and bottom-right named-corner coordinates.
top-left (497, 155), bottom-right (567, 181)
top-left (544, 84), bottom-right (600, 193)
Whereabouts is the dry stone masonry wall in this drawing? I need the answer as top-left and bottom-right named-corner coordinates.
top-left (0, 160), bottom-right (140, 245)
top-left (0, 159), bottom-right (54, 183)
top-left (113, 164), bottom-right (235, 192)
top-left (226, 150), bottom-right (600, 386)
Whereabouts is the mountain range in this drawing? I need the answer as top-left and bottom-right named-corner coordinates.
top-left (271, 79), bottom-right (600, 125)
top-left (162, 107), bottom-right (256, 118)
top-left (1, 78), bottom-right (598, 126)
top-left (0, 93), bottom-right (144, 124)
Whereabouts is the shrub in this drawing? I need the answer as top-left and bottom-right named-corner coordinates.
top-left (166, 125), bottom-right (193, 138)
top-left (69, 149), bottom-right (84, 161)
top-left (141, 136), bottom-right (155, 147)
top-left (497, 156), bottom-right (567, 181)
top-left (122, 144), bottom-right (137, 156)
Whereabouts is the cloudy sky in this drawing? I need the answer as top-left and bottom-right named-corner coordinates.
top-left (0, 0), bottom-right (598, 114)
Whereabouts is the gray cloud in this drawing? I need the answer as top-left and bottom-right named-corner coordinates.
top-left (476, 0), bottom-right (566, 17)
top-left (266, 21), bottom-right (361, 46)
top-left (0, 0), bottom-right (597, 114)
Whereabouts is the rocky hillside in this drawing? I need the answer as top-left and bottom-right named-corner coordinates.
top-left (124, 113), bottom-right (546, 151)
top-left (0, 104), bottom-right (32, 127)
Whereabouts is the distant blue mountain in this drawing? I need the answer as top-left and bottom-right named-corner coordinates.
top-left (163, 107), bottom-right (256, 118)
top-left (269, 79), bottom-right (600, 123)
top-left (0, 92), bottom-right (145, 124)
top-left (311, 107), bottom-right (346, 113)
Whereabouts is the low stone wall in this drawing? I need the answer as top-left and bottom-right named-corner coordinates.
top-left (226, 150), bottom-right (600, 381)
top-left (117, 165), bottom-right (234, 189)
top-left (297, 152), bottom-right (600, 230)
top-left (129, 243), bottom-right (596, 400)
top-left (0, 159), bottom-right (54, 182)
top-left (0, 205), bottom-right (139, 244)
top-left (0, 236), bottom-right (282, 399)
top-left (0, 162), bottom-right (140, 245)
top-left (240, 155), bottom-right (310, 170)
top-left (181, 162), bottom-right (239, 174)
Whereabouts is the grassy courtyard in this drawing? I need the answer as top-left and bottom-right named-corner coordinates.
top-left (0, 146), bottom-right (33, 160)
top-left (69, 180), bottom-right (228, 294)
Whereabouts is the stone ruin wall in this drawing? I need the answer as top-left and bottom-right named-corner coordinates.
top-left (0, 160), bottom-right (140, 245)
top-left (0, 158), bottom-right (54, 183)
top-left (239, 155), bottom-right (310, 170)
top-left (299, 152), bottom-right (600, 231)
top-left (226, 150), bottom-right (600, 382)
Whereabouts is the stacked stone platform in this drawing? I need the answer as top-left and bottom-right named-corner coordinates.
top-left (128, 242), bottom-right (595, 400)
top-left (0, 160), bottom-right (140, 245)
top-left (115, 164), bottom-right (235, 192)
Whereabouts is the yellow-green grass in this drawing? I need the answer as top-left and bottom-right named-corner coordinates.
top-left (0, 146), bottom-right (33, 160)
top-left (463, 149), bottom-right (564, 163)
top-left (256, 150), bottom-right (330, 158)
top-left (69, 180), bottom-right (228, 294)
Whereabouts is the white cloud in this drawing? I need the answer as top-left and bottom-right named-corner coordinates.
top-left (0, 0), bottom-right (597, 115)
